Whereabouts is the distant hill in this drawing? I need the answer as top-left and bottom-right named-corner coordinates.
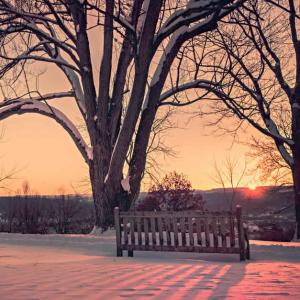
top-left (0, 186), bottom-right (295, 218)
top-left (200, 186), bottom-right (293, 212)
top-left (137, 186), bottom-right (295, 218)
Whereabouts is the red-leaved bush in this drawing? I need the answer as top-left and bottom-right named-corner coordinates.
top-left (136, 172), bottom-right (204, 211)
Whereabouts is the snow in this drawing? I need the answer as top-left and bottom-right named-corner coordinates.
top-left (121, 175), bottom-right (131, 193)
top-left (158, 0), bottom-right (222, 39)
top-left (60, 62), bottom-right (86, 114)
top-left (89, 225), bottom-right (105, 235)
top-left (1, 232), bottom-right (300, 299)
top-left (292, 103), bottom-right (300, 110)
top-left (142, 26), bottom-right (188, 111)
top-left (0, 99), bottom-right (91, 162)
top-left (151, 26), bottom-right (187, 88)
top-left (104, 173), bottom-right (109, 184)
top-left (86, 146), bottom-right (93, 160)
top-left (264, 118), bottom-right (294, 147)
top-left (83, 66), bottom-right (90, 72)
top-left (278, 143), bottom-right (293, 166)
top-left (248, 225), bottom-right (260, 232)
top-left (159, 79), bottom-right (211, 102)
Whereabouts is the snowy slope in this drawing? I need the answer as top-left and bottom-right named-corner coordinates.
top-left (0, 232), bottom-right (300, 299)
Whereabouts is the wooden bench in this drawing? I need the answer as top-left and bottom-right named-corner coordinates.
top-left (114, 205), bottom-right (250, 261)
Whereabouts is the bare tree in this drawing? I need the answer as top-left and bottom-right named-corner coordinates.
top-left (0, 167), bottom-right (17, 190)
top-left (212, 155), bottom-right (247, 211)
top-left (247, 137), bottom-right (292, 187)
top-left (162, 0), bottom-right (300, 237)
top-left (0, 129), bottom-right (18, 191)
top-left (0, 0), bottom-right (243, 230)
top-left (51, 194), bottom-right (85, 233)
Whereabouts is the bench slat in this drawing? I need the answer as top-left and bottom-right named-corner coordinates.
top-left (180, 217), bottom-right (186, 246)
top-left (123, 217), bottom-right (128, 246)
top-left (121, 244), bottom-right (241, 254)
top-left (188, 217), bottom-right (194, 246)
top-left (136, 217), bottom-right (142, 245)
top-left (165, 217), bottom-right (171, 246)
top-left (229, 216), bottom-right (235, 247)
top-left (204, 217), bottom-right (210, 247)
top-left (144, 217), bottom-right (149, 246)
top-left (212, 216), bottom-right (218, 248)
top-left (157, 217), bottom-right (164, 246)
top-left (130, 217), bottom-right (135, 245)
top-left (150, 217), bottom-right (156, 245)
top-left (196, 218), bottom-right (202, 246)
top-left (173, 217), bottom-right (179, 247)
top-left (219, 216), bottom-right (226, 248)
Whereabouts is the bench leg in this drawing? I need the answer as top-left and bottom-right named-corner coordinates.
top-left (128, 249), bottom-right (134, 257)
top-left (117, 248), bottom-right (123, 257)
top-left (246, 248), bottom-right (250, 260)
top-left (240, 249), bottom-right (246, 261)
top-left (246, 242), bottom-right (250, 260)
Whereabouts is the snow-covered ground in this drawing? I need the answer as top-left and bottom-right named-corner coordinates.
top-left (0, 232), bottom-right (300, 299)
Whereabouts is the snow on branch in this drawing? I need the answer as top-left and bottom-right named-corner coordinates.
top-left (159, 79), bottom-right (294, 149)
top-left (159, 79), bottom-right (214, 102)
top-left (277, 143), bottom-right (294, 166)
top-left (152, 26), bottom-right (188, 87)
top-left (59, 61), bottom-right (86, 116)
top-left (156, 0), bottom-right (228, 43)
top-left (7, 91), bottom-right (75, 102)
top-left (0, 99), bottom-right (92, 163)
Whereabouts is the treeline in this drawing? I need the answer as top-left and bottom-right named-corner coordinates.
top-left (0, 195), bottom-right (95, 234)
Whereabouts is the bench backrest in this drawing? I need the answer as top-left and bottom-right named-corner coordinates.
top-left (114, 205), bottom-right (248, 259)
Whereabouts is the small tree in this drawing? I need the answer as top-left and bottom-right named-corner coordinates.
top-left (51, 194), bottom-right (85, 233)
top-left (212, 155), bottom-right (247, 211)
top-left (137, 171), bottom-right (204, 211)
top-left (0, 132), bottom-right (18, 191)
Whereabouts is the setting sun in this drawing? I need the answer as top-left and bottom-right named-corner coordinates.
top-left (248, 184), bottom-right (257, 190)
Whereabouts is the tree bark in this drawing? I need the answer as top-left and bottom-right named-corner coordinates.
top-left (292, 163), bottom-right (300, 239)
top-left (292, 114), bottom-right (300, 239)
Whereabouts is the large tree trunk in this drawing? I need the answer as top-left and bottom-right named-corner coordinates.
top-left (292, 164), bottom-right (300, 239)
top-left (89, 142), bottom-right (131, 230)
top-left (89, 141), bottom-right (116, 230)
top-left (291, 66), bottom-right (300, 239)
top-left (129, 107), bottom-right (157, 207)
top-left (292, 150), bottom-right (300, 239)
top-left (90, 167), bottom-right (111, 230)
top-left (90, 172), bottom-right (132, 230)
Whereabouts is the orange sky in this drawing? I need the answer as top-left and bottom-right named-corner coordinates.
top-left (0, 24), bottom-right (263, 196)
top-left (0, 101), bottom-right (261, 195)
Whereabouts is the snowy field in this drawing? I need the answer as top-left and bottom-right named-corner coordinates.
top-left (0, 232), bottom-right (300, 299)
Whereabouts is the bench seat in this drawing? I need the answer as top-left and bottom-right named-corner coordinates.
top-left (114, 205), bottom-right (250, 261)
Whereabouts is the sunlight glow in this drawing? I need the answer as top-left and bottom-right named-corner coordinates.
top-left (248, 184), bottom-right (256, 190)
